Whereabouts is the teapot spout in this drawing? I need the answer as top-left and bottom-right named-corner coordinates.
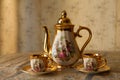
top-left (43, 26), bottom-right (51, 54)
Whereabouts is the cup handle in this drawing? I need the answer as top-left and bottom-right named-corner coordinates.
top-left (98, 58), bottom-right (107, 69)
top-left (74, 26), bottom-right (92, 56)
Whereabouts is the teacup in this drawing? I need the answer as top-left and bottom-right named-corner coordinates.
top-left (82, 53), bottom-right (107, 71)
top-left (30, 54), bottom-right (48, 72)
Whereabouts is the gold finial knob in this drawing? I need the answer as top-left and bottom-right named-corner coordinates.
top-left (61, 10), bottom-right (67, 18)
top-left (56, 10), bottom-right (72, 25)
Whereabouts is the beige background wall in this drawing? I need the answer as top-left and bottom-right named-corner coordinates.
top-left (0, 0), bottom-right (18, 54)
top-left (0, 0), bottom-right (120, 55)
top-left (116, 0), bottom-right (120, 50)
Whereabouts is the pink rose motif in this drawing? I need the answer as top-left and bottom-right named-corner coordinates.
top-left (58, 52), bottom-right (66, 59)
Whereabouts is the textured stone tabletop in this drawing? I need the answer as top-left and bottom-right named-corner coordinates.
top-left (0, 51), bottom-right (120, 80)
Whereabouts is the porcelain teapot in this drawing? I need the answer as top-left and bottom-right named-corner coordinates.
top-left (43, 10), bottom-right (92, 66)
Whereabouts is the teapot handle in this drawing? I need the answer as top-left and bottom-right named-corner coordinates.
top-left (74, 26), bottom-right (92, 54)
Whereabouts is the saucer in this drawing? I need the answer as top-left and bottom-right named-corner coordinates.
top-left (74, 64), bottom-right (110, 74)
top-left (21, 65), bottom-right (57, 75)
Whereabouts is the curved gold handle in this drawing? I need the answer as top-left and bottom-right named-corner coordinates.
top-left (75, 26), bottom-right (92, 54)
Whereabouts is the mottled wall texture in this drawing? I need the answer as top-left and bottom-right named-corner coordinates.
top-left (0, 0), bottom-right (120, 55)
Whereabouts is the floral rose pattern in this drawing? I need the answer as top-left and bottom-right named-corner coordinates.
top-left (52, 36), bottom-right (75, 62)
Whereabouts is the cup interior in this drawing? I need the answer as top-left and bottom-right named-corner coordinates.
top-left (83, 53), bottom-right (95, 58)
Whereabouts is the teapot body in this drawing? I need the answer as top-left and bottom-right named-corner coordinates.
top-left (43, 11), bottom-right (92, 66)
top-left (52, 30), bottom-right (80, 66)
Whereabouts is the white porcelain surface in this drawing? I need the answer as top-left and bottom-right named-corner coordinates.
top-left (30, 59), bottom-right (45, 72)
top-left (83, 58), bottom-right (97, 71)
top-left (52, 30), bottom-right (80, 65)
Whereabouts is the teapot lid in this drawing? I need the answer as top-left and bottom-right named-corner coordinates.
top-left (55, 10), bottom-right (74, 29)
